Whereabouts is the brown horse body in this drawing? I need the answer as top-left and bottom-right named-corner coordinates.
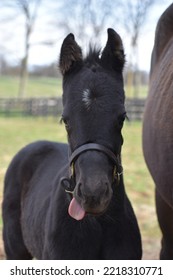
top-left (143, 4), bottom-right (173, 259)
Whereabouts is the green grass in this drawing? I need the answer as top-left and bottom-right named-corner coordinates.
top-left (123, 122), bottom-right (153, 198)
top-left (0, 117), bottom-right (161, 259)
top-left (0, 117), bottom-right (66, 180)
top-left (125, 85), bottom-right (148, 98)
top-left (0, 75), bottom-right (148, 98)
top-left (0, 118), bottom-right (151, 197)
top-left (0, 76), bottom-right (62, 98)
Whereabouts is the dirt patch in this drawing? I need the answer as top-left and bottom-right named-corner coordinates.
top-left (0, 240), bottom-right (5, 260)
top-left (142, 237), bottom-right (160, 259)
top-left (136, 204), bottom-right (161, 259)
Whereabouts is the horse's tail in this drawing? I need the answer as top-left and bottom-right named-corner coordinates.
top-left (150, 3), bottom-right (173, 76)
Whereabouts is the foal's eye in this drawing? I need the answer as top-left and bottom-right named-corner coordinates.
top-left (60, 116), bottom-right (69, 129)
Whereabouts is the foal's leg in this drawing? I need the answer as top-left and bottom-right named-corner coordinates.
top-left (156, 189), bottom-right (173, 259)
top-left (3, 190), bottom-right (32, 260)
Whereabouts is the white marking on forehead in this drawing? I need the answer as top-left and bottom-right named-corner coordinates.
top-left (82, 89), bottom-right (92, 110)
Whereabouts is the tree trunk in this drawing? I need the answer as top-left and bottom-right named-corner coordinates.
top-left (17, 0), bottom-right (41, 98)
top-left (18, 55), bottom-right (28, 98)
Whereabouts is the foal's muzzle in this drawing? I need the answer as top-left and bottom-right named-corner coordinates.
top-left (61, 143), bottom-right (123, 220)
top-left (61, 143), bottom-right (123, 195)
top-left (69, 143), bottom-right (123, 186)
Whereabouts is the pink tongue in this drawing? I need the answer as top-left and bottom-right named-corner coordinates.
top-left (68, 198), bottom-right (86, 220)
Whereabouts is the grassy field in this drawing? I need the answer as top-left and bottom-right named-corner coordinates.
top-left (0, 117), bottom-right (161, 259)
top-left (0, 76), bottom-right (62, 98)
top-left (0, 75), bottom-right (148, 98)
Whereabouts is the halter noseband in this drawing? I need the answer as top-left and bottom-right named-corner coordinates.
top-left (71, 143), bottom-right (122, 181)
top-left (61, 143), bottom-right (123, 194)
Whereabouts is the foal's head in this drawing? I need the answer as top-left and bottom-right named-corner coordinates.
top-left (59, 28), bottom-right (126, 220)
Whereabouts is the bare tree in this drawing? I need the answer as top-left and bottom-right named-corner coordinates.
top-left (123, 0), bottom-right (156, 49)
top-left (55, 0), bottom-right (122, 49)
top-left (55, 0), bottom-right (157, 72)
top-left (17, 0), bottom-right (42, 97)
top-left (0, 0), bottom-right (162, 100)
top-left (121, 0), bottom-right (157, 97)
top-left (0, 0), bottom-right (59, 97)
top-left (0, 0), bottom-right (42, 97)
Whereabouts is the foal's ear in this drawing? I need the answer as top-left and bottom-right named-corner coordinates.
top-left (59, 33), bottom-right (83, 75)
top-left (101, 28), bottom-right (125, 72)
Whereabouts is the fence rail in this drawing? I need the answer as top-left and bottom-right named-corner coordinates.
top-left (125, 98), bottom-right (146, 120)
top-left (0, 97), bottom-right (146, 121)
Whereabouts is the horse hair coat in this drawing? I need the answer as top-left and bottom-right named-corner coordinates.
top-left (143, 4), bottom-right (173, 259)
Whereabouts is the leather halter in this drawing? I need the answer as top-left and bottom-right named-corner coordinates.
top-left (61, 143), bottom-right (123, 194)
top-left (70, 143), bottom-right (123, 185)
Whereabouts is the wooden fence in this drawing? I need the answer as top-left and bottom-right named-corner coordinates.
top-left (125, 98), bottom-right (146, 120)
top-left (0, 97), bottom-right (146, 121)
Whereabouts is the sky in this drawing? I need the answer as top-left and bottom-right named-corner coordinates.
top-left (0, 0), bottom-right (172, 72)
top-left (134, 1), bottom-right (172, 71)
